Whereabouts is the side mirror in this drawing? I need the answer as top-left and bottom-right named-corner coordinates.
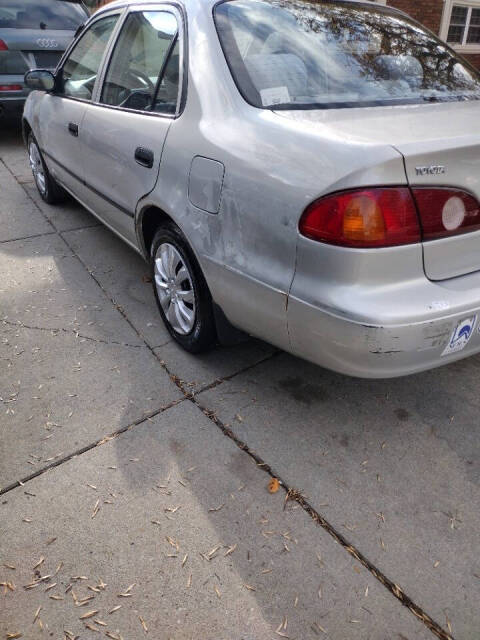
top-left (24, 69), bottom-right (55, 92)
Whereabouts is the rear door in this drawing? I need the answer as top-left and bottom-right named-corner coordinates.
top-left (37, 11), bottom-right (121, 199)
top-left (79, 5), bottom-right (182, 246)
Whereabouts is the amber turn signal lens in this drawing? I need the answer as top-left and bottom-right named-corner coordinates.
top-left (343, 195), bottom-right (385, 242)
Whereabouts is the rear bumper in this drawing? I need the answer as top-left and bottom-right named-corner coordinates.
top-left (288, 295), bottom-right (480, 378)
top-left (0, 97), bottom-right (26, 116)
top-left (0, 75), bottom-right (29, 116)
top-left (288, 237), bottom-right (480, 378)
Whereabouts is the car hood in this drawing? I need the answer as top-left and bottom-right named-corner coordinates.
top-left (275, 100), bottom-right (480, 281)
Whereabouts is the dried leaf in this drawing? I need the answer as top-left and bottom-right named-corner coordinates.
top-left (268, 478), bottom-right (280, 494)
top-left (224, 544), bottom-right (237, 557)
top-left (79, 610), bottom-right (98, 620)
top-left (91, 500), bottom-right (100, 519)
top-left (208, 504), bottom-right (224, 512)
top-left (94, 620), bottom-right (107, 627)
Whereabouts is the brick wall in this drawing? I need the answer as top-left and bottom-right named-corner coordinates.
top-left (386, 0), bottom-right (444, 34)
top-left (463, 53), bottom-right (480, 68)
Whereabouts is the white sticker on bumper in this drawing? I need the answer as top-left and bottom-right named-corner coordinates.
top-left (442, 316), bottom-right (477, 356)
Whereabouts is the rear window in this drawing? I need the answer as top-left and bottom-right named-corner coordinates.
top-left (214, 0), bottom-right (480, 109)
top-left (0, 0), bottom-right (87, 30)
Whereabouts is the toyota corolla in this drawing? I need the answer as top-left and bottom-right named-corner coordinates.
top-left (22, 0), bottom-right (480, 377)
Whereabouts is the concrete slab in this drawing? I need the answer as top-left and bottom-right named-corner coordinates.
top-left (62, 225), bottom-right (169, 348)
top-left (64, 225), bottom-right (276, 390)
top-left (0, 234), bottom-right (182, 488)
top-left (0, 402), bottom-right (432, 640)
top-left (0, 160), bottom-right (52, 242)
top-left (1, 233), bottom-right (140, 343)
top-left (0, 124), bottom-right (32, 184)
top-left (154, 339), bottom-right (275, 393)
top-left (199, 353), bottom-right (480, 639)
top-left (25, 182), bottom-right (100, 233)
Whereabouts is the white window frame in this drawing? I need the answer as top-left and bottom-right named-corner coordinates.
top-left (440, 0), bottom-right (480, 53)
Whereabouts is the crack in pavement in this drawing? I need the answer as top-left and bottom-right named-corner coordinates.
top-left (1, 318), bottom-right (149, 349)
top-left (0, 396), bottom-right (187, 496)
top-left (6, 153), bottom-right (454, 640)
top-left (191, 398), bottom-right (454, 640)
top-left (0, 230), bottom-right (57, 244)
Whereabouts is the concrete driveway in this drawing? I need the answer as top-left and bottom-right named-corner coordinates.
top-left (0, 122), bottom-right (478, 640)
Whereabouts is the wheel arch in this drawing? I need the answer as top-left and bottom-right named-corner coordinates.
top-left (136, 204), bottom-right (175, 260)
top-left (137, 203), bottom-right (247, 346)
top-left (22, 117), bottom-right (32, 147)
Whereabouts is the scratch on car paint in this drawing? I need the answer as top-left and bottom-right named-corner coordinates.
top-left (370, 349), bottom-right (403, 355)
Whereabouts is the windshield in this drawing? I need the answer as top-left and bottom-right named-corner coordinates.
top-left (0, 0), bottom-right (87, 30)
top-left (214, 0), bottom-right (480, 109)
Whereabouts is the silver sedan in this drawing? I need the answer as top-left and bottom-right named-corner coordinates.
top-left (23, 0), bottom-right (480, 377)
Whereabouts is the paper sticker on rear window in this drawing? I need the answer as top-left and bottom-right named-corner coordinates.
top-left (260, 86), bottom-right (290, 107)
top-left (442, 316), bottom-right (477, 356)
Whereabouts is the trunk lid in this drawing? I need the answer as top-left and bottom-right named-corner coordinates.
top-left (0, 30), bottom-right (74, 74)
top-left (275, 101), bottom-right (480, 281)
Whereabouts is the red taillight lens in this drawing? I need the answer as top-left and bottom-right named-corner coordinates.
top-left (299, 188), bottom-right (420, 248)
top-left (0, 39), bottom-right (8, 51)
top-left (412, 188), bottom-right (480, 241)
top-left (0, 84), bottom-right (22, 91)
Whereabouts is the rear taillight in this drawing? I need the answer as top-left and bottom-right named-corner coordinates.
top-left (0, 84), bottom-right (22, 91)
top-left (412, 188), bottom-right (480, 241)
top-left (299, 187), bottom-right (420, 248)
top-left (0, 40), bottom-right (8, 51)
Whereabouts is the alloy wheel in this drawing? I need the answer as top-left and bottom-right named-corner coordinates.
top-left (29, 140), bottom-right (46, 195)
top-left (154, 242), bottom-right (196, 335)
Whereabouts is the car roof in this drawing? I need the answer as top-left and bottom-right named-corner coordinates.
top-left (95, 0), bottom-right (403, 16)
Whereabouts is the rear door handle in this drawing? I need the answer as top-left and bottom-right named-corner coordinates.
top-left (68, 122), bottom-right (79, 137)
top-left (134, 146), bottom-right (154, 169)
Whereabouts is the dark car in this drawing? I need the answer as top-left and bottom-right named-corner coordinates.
top-left (0, 0), bottom-right (88, 118)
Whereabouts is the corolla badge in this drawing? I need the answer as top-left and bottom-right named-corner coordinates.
top-left (415, 165), bottom-right (446, 176)
top-left (36, 38), bottom-right (59, 48)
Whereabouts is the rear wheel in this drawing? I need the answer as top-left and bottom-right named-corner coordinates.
top-left (151, 223), bottom-right (217, 353)
top-left (28, 134), bottom-right (66, 204)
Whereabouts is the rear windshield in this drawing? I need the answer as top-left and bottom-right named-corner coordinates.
top-left (214, 0), bottom-right (480, 109)
top-left (0, 0), bottom-right (87, 30)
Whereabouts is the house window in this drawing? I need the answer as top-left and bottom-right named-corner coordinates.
top-left (447, 4), bottom-right (480, 45)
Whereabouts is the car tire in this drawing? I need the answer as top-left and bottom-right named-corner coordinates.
top-left (28, 133), bottom-right (67, 204)
top-left (151, 223), bottom-right (217, 353)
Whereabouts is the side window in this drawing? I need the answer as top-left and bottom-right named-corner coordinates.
top-left (152, 39), bottom-right (180, 114)
top-left (61, 15), bottom-right (119, 101)
top-left (100, 10), bottom-right (179, 113)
